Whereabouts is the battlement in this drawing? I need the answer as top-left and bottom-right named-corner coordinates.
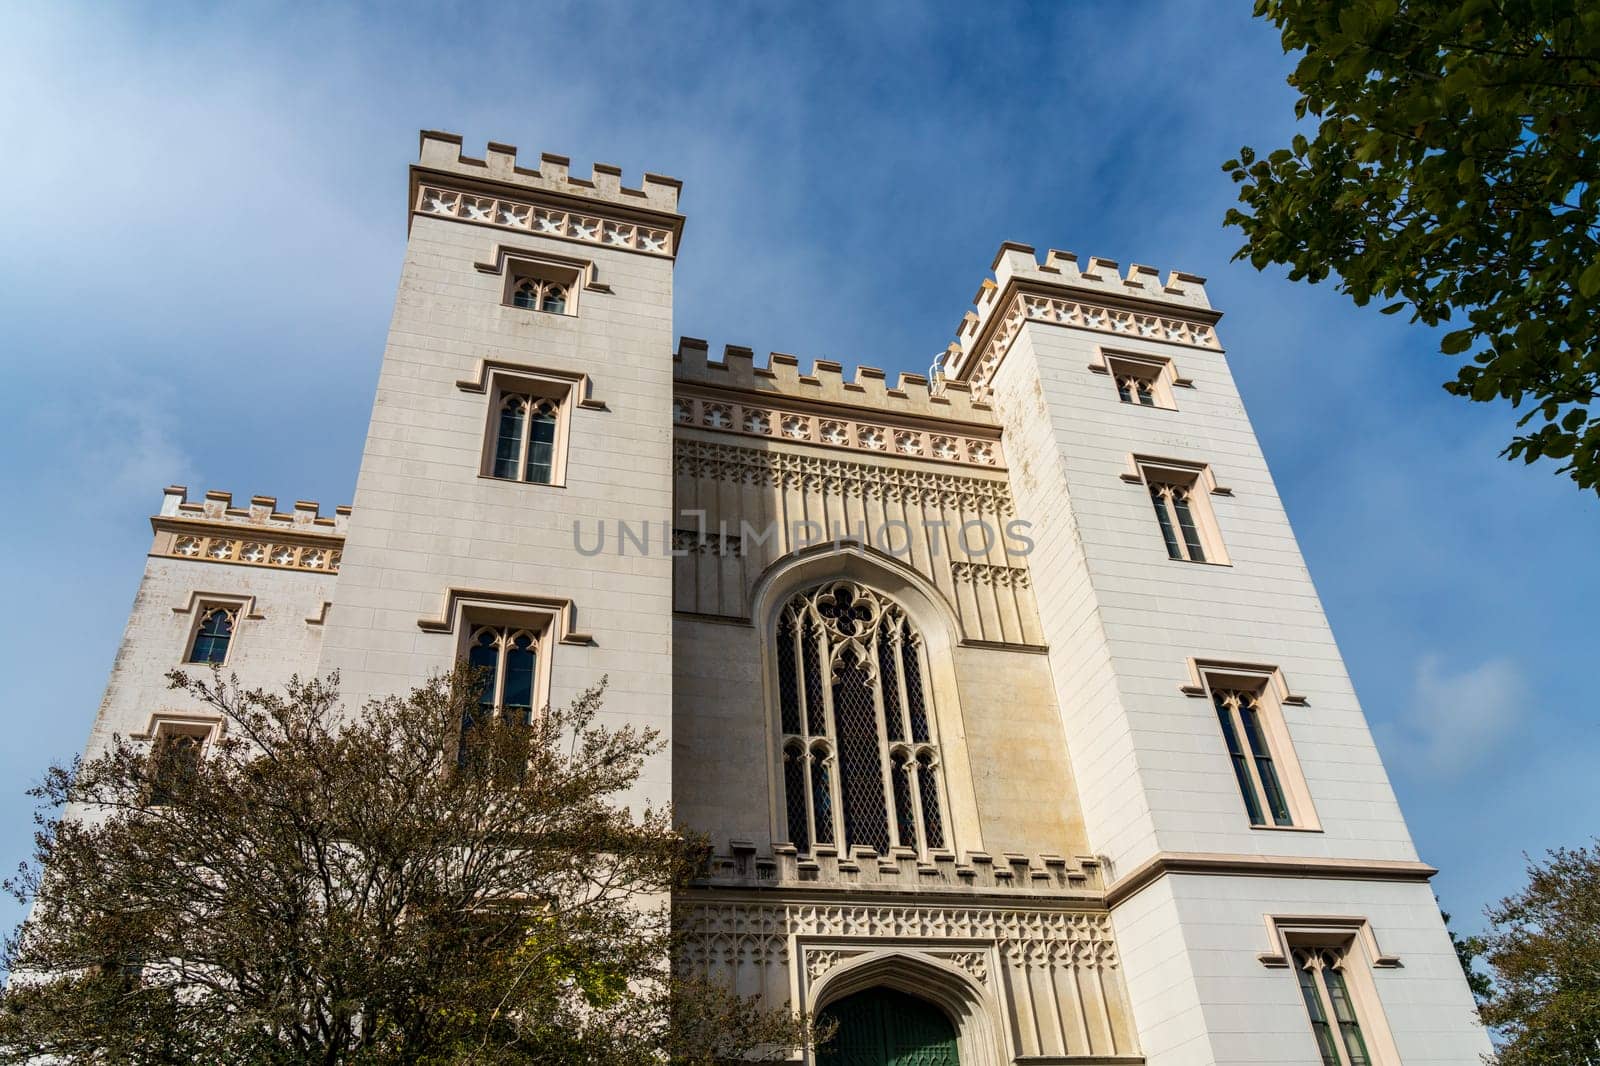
top-left (673, 338), bottom-right (994, 427)
top-left (158, 486), bottom-right (350, 536)
top-left (692, 842), bottom-right (1106, 899)
top-left (416, 131), bottom-right (682, 216)
top-left (957, 242), bottom-right (1215, 350)
top-left (947, 242), bottom-right (1224, 396)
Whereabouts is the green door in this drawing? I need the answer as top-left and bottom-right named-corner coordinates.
top-left (817, 987), bottom-right (960, 1066)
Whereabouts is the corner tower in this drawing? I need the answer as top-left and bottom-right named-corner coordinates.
top-left (316, 132), bottom-right (684, 809)
top-left (947, 245), bottom-right (1490, 1064)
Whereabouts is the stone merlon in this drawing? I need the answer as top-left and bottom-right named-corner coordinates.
top-left (947, 241), bottom-right (1223, 386)
top-left (416, 130), bottom-right (682, 215)
top-left (673, 337), bottom-right (995, 427)
top-left (158, 486), bottom-right (350, 535)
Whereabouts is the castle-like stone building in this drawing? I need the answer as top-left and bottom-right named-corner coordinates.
top-left (85, 131), bottom-right (1489, 1065)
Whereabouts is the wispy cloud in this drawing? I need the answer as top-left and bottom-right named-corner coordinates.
top-left (1380, 655), bottom-right (1523, 778)
top-left (20, 374), bottom-right (193, 510)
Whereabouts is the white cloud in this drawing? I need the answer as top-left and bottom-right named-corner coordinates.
top-left (39, 377), bottom-right (193, 509)
top-left (1383, 655), bottom-right (1522, 778)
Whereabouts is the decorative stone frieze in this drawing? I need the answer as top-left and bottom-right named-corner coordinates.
top-left (673, 393), bottom-right (1001, 469)
top-left (671, 442), bottom-right (1042, 644)
top-left (166, 534), bottom-right (342, 574)
top-left (945, 244), bottom-right (1221, 402)
top-left (676, 901), bottom-right (1119, 979)
top-left (675, 894), bottom-right (1138, 1060)
top-left (951, 562), bottom-right (1031, 589)
top-left (674, 441), bottom-right (1014, 515)
top-left (415, 184), bottom-right (675, 257)
top-left (964, 291), bottom-right (1221, 400)
top-left (671, 528), bottom-right (743, 556)
top-left (696, 843), bottom-right (1101, 895)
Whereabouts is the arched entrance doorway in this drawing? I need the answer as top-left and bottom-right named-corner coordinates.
top-left (817, 986), bottom-right (960, 1065)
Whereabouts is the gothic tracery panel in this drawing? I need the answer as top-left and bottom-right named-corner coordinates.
top-left (777, 582), bottom-right (947, 858)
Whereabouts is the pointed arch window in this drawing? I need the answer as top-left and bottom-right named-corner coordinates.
top-left (1131, 458), bottom-right (1229, 564)
top-left (187, 606), bottom-right (236, 664)
top-left (774, 582), bottom-right (947, 858)
top-left (461, 624), bottom-right (541, 765)
top-left (1293, 945), bottom-right (1375, 1066)
top-left (505, 271), bottom-right (576, 316)
top-left (490, 393), bottom-right (561, 485)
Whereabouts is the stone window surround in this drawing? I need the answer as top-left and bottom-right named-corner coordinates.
top-left (487, 251), bottom-right (595, 318)
top-left (134, 711), bottom-right (224, 749)
top-left (1183, 659), bottom-right (1322, 833)
top-left (170, 592), bottom-right (260, 668)
top-left (417, 181), bottom-right (677, 258)
top-left (416, 590), bottom-right (594, 723)
top-left (1088, 346), bottom-right (1192, 411)
top-left (1260, 915), bottom-right (1405, 1066)
top-left (457, 361), bottom-right (608, 489)
top-left (751, 544), bottom-right (985, 862)
top-left (474, 243), bottom-right (612, 295)
top-left (417, 588), bottom-right (593, 645)
top-left (1120, 454), bottom-right (1233, 566)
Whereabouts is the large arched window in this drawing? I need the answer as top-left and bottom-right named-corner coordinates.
top-left (775, 581), bottom-right (947, 857)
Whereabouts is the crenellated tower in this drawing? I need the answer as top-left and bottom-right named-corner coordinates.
top-left (945, 242), bottom-right (1490, 1065)
top-left (315, 132), bottom-right (684, 810)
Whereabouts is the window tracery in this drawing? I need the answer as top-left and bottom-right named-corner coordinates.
top-left (1293, 945), bottom-right (1375, 1066)
top-left (1213, 687), bottom-right (1293, 827)
top-left (491, 393), bottom-right (561, 484)
top-left (187, 606), bottom-right (236, 664)
top-left (466, 625), bottom-right (539, 725)
top-left (775, 582), bottom-right (947, 858)
top-left (508, 275), bottom-right (570, 315)
top-left (1148, 480), bottom-right (1207, 561)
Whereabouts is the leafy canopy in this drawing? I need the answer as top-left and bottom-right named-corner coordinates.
top-left (1225, 0), bottom-right (1600, 492)
top-left (1477, 842), bottom-right (1600, 1066)
top-left (0, 669), bottom-right (812, 1065)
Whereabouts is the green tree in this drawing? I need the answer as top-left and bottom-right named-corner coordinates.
top-left (1441, 904), bottom-right (1493, 1003)
top-left (1224, 0), bottom-right (1600, 492)
top-left (1478, 842), bottom-right (1600, 1065)
top-left (0, 669), bottom-right (813, 1065)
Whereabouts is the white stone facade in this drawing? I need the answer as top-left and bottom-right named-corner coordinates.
top-left (78, 133), bottom-right (1489, 1064)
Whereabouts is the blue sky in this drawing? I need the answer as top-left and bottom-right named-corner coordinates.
top-left (1, 1), bottom-right (1595, 944)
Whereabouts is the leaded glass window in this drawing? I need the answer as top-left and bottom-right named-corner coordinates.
top-left (1116, 372), bottom-right (1156, 406)
top-left (489, 393), bottom-right (561, 485)
top-left (462, 625), bottom-right (540, 763)
top-left (509, 276), bottom-right (571, 315)
top-left (540, 282), bottom-right (567, 314)
top-left (1107, 356), bottom-right (1173, 410)
top-left (1213, 687), bottom-right (1293, 827)
top-left (1293, 946), bottom-right (1374, 1066)
top-left (1149, 480), bottom-right (1207, 561)
top-left (187, 607), bottom-right (236, 664)
top-left (774, 582), bottom-right (948, 858)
